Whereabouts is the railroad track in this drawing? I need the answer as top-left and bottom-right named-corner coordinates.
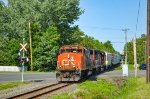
top-left (8, 82), bottom-right (74, 99)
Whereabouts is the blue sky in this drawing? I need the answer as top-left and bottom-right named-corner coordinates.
top-left (2, 0), bottom-right (147, 53)
top-left (75, 0), bottom-right (147, 53)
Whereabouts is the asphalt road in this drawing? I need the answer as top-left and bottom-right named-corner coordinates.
top-left (0, 70), bottom-right (146, 83)
top-left (96, 70), bottom-right (146, 78)
top-left (0, 72), bottom-right (56, 82)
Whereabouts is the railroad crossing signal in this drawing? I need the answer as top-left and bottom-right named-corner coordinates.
top-left (20, 43), bottom-right (27, 52)
top-left (18, 57), bottom-right (29, 62)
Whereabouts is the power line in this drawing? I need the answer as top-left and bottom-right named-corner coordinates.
top-left (79, 25), bottom-right (121, 30)
top-left (111, 42), bottom-right (124, 43)
top-left (135, 0), bottom-right (141, 37)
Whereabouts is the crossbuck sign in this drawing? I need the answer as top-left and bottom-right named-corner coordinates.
top-left (19, 43), bottom-right (27, 52)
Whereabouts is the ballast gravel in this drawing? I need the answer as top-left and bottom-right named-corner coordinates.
top-left (0, 79), bottom-right (58, 99)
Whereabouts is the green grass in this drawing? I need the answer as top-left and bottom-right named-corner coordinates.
top-left (128, 64), bottom-right (135, 70)
top-left (114, 65), bottom-right (122, 70)
top-left (0, 81), bottom-right (30, 90)
top-left (114, 77), bottom-right (150, 99)
top-left (114, 64), bottom-right (135, 70)
top-left (53, 79), bottom-right (118, 99)
top-left (53, 77), bottom-right (150, 99)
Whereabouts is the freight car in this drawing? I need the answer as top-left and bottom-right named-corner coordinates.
top-left (113, 54), bottom-right (121, 66)
top-left (104, 52), bottom-right (112, 69)
top-left (90, 49), bottom-right (105, 74)
top-left (56, 45), bottom-right (121, 82)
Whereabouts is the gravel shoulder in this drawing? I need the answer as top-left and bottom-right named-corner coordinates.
top-left (0, 79), bottom-right (58, 99)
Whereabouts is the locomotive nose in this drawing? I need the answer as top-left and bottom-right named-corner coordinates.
top-left (58, 53), bottom-right (82, 70)
top-left (57, 53), bottom-right (76, 70)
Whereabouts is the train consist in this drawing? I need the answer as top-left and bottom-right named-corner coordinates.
top-left (56, 45), bottom-right (121, 81)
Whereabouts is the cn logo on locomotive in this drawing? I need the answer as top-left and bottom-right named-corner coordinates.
top-left (62, 57), bottom-right (75, 66)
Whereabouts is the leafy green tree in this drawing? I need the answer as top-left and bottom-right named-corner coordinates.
top-left (0, 0), bottom-right (83, 70)
top-left (0, 35), bottom-right (9, 65)
top-left (79, 36), bottom-right (116, 54)
top-left (7, 0), bottom-right (83, 39)
top-left (33, 26), bottom-right (60, 71)
top-left (92, 40), bottom-right (105, 51)
top-left (126, 42), bottom-right (134, 64)
top-left (103, 40), bottom-right (115, 53)
top-left (136, 34), bottom-right (146, 64)
top-left (0, 35), bottom-right (22, 66)
top-left (0, 1), bottom-right (11, 36)
top-left (69, 27), bottom-right (85, 45)
top-left (80, 35), bottom-right (95, 48)
top-left (125, 34), bottom-right (146, 64)
top-left (0, 0), bottom-right (119, 71)
top-left (7, 39), bottom-right (20, 65)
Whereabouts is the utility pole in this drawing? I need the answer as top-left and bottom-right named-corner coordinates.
top-left (29, 22), bottom-right (33, 71)
top-left (122, 29), bottom-right (129, 64)
top-left (143, 41), bottom-right (147, 64)
top-left (133, 38), bottom-right (137, 77)
top-left (147, 0), bottom-right (150, 83)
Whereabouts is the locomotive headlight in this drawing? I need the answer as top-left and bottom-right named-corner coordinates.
top-left (60, 66), bottom-right (61, 68)
top-left (76, 68), bottom-right (80, 74)
top-left (73, 65), bottom-right (75, 68)
top-left (106, 61), bottom-right (108, 64)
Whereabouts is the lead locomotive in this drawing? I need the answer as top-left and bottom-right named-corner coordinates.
top-left (56, 45), bottom-right (121, 81)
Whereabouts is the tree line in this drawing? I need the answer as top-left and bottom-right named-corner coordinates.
top-left (0, 0), bottom-right (117, 71)
top-left (126, 34), bottom-right (146, 64)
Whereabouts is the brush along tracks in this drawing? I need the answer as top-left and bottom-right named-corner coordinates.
top-left (8, 82), bottom-right (74, 99)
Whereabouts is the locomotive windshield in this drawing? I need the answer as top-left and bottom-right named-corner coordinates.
top-left (71, 49), bottom-right (82, 53)
top-left (66, 49), bottom-right (70, 52)
top-left (60, 48), bottom-right (82, 54)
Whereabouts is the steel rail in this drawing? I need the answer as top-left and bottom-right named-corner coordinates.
top-left (7, 83), bottom-right (73, 99)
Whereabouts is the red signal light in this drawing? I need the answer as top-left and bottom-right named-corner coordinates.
top-left (22, 58), bottom-right (26, 62)
top-left (18, 58), bottom-right (21, 62)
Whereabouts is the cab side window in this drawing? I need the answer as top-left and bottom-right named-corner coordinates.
top-left (77, 49), bottom-right (82, 53)
top-left (60, 49), bottom-right (65, 54)
top-left (85, 49), bottom-right (90, 58)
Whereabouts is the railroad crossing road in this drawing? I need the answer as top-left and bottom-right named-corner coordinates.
top-left (0, 72), bottom-right (56, 82)
top-left (0, 70), bottom-right (146, 82)
top-left (97, 70), bottom-right (146, 78)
